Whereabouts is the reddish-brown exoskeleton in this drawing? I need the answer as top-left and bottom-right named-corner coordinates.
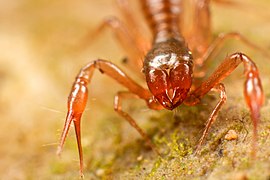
top-left (57, 0), bottom-right (265, 176)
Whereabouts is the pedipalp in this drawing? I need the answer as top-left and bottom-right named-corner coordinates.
top-left (186, 52), bottom-right (264, 155)
top-left (57, 59), bottom-right (162, 176)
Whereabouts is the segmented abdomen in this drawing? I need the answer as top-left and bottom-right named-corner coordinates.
top-left (141, 0), bottom-right (183, 42)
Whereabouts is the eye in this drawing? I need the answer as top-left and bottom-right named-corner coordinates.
top-left (141, 68), bottom-right (145, 74)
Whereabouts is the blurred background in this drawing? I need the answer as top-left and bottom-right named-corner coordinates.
top-left (0, 0), bottom-right (270, 179)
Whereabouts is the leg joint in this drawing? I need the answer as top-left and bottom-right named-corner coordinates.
top-left (103, 16), bottom-right (121, 27)
top-left (114, 94), bottom-right (121, 112)
top-left (93, 59), bottom-right (105, 74)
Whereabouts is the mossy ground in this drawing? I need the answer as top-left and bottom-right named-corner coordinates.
top-left (0, 0), bottom-right (270, 179)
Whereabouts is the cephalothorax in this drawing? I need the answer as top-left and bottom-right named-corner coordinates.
top-left (144, 39), bottom-right (193, 110)
top-left (57, 0), bottom-right (265, 176)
